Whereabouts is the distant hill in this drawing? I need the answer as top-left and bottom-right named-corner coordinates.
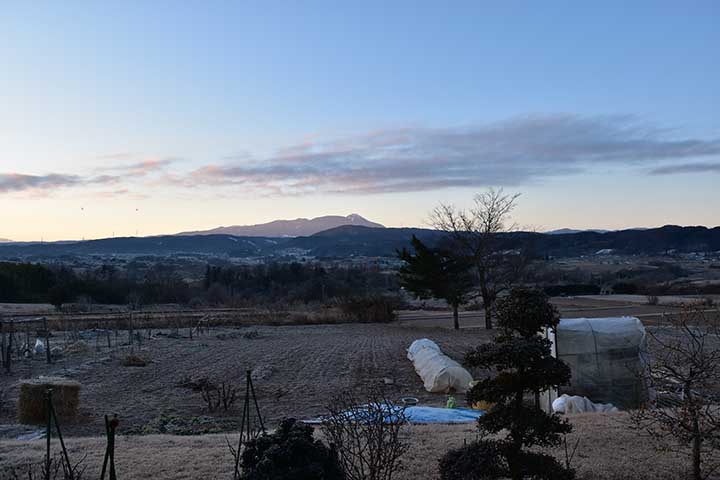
top-left (545, 228), bottom-right (611, 235)
top-left (0, 225), bottom-right (718, 260)
top-left (0, 235), bottom-right (289, 258)
top-left (298, 224), bottom-right (720, 258)
top-left (293, 225), bottom-right (446, 257)
top-left (545, 228), bottom-right (650, 235)
top-left (177, 214), bottom-right (384, 237)
top-left (0, 238), bottom-right (12, 243)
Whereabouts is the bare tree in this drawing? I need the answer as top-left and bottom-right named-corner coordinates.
top-left (430, 188), bottom-right (527, 329)
top-left (630, 307), bottom-right (720, 480)
top-left (201, 381), bottom-right (238, 412)
top-left (321, 390), bottom-right (409, 480)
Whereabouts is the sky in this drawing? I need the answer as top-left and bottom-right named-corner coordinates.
top-left (1, 1), bottom-right (719, 241)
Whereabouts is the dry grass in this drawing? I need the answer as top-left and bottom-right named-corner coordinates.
top-left (0, 413), bottom-right (709, 479)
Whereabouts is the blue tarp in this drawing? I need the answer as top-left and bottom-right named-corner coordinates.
top-left (306, 405), bottom-right (483, 425)
top-left (405, 406), bottom-right (483, 424)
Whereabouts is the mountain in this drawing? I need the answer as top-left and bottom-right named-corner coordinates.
top-left (0, 235), bottom-right (290, 258)
top-left (545, 228), bottom-right (649, 235)
top-left (0, 225), bottom-right (718, 260)
top-left (545, 228), bottom-right (611, 235)
top-left (292, 225), bottom-right (446, 257)
top-left (0, 238), bottom-right (12, 243)
top-left (177, 214), bottom-right (384, 237)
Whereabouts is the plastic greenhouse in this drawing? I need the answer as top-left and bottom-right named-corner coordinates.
top-left (543, 317), bottom-right (648, 410)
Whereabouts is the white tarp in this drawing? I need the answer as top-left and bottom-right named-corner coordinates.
top-left (34, 338), bottom-right (45, 355)
top-left (407, 339), bottom-right (473, 393)
top-left (552, 394), bottom-right (619, 414)
top-left (551, 317), bottom-right (647, 409)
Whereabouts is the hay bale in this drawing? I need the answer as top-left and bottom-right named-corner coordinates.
top-left (121, 354), bottom-right (147, 367)
top-left (18, 376), bottom-right (81, 425)
top-left (64, 340), bottom-right (89, 354)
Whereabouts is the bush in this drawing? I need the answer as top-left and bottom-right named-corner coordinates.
top-left (1, 452), bottom-right (86, 480)
top-left (612, 282), bottom-right (639, 294)
top-left (339, 295), bottom-right (399, 323)
top-left (201, 381), bottom-right (237, 412)
top-left (322, 390), bottom-right (409, 480)
top-left (439, 440), bottom-right (506, 480)
top-left (239, 418), bottom-right (344, 480)
top-left (543, 284), bottom-right (600, 297)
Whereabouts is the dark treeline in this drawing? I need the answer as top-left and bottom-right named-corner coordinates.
top-left (0, 261), bottom-right (397, 308)
top-left (202, 263), bottom-right (396, 305)
top-left (0, 262), bottom-right (191, 307)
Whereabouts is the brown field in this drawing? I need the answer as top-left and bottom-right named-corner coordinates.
top-left (0, 322), bottom-right (493, 437)
top-left (0, 414), bottom-right (710, 479)
top-left (397, 294), bottom-right (696, 328)
top-left (1, 298), bottom-right (717, 479)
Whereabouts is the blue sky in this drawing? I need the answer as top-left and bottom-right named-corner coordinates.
top-left (1, 1), bottom-right (718, 240)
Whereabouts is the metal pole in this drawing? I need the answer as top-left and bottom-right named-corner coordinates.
top-left (43, 318), bottom-right (51, 364)
top-left (51, 401), bottom-right (74, 480)
top-left (5, 322), bottom-right (12, 373)
top-left (45, 389), bottom-right (52, 480)
top-left (101, 415), bottom-right (110, 480)
top-left (109, 415), bottom-right (117, 480)
top-left (248, 371), bottom-right (265, 433)
top-left (234, 376), bottom-right (250, 480)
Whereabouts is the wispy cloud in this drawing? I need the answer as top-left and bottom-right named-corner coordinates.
top-left (0, 173), bottom-right (81, 193)
top-left (187, 114), bottom-right (720, 195)
top-left (650, 162), bottom-right (720, 175)
top-left (3, 115), bottom-right (718, 197)
top-left (99, 157), bottom-right (178, 176)
top-left (0, 158), bottom-right (174, 196)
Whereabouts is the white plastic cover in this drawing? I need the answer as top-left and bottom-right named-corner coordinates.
top-left (407, 339), bottom-right (473, 393)
top-left (553, 317), bottom-right (647, 409)
top-left (552, 394), bottom-right (619, 414)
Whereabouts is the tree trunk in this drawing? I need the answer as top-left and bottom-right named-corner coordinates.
top-left (508, 390), bottom-right (525, 480)
top-left (452, 304), bottom-right (459, 330)
top-left (483, 302), bottom-right (493, 330)
top-left (479, 280), bottom-right (493, 329)
top-left (693, 414), bottom-right (701, 480)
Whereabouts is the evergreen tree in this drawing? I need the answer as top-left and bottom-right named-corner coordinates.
top-left (440, 288), bottom-right (574, 479)
top-left (398, 235), bottom-right (474, 330)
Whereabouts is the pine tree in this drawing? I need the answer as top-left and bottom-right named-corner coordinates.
top-left (398, 235), bottom-right (474, 330)
top-left (440, 288), bottom-right (574, 479)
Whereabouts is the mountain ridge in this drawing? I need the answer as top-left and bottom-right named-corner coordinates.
top-left (0, 224), bottom-right (718, 260)
top-left (176, 214), bottom-right (384, 237)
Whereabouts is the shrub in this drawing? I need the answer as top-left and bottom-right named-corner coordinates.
top-left (448, 288), bottom-right (574, 480)
top-left (630, 308), bottom-right (720, 480)
top-left (612, 282), bottom-right (639, 294)
top-left (339, 295), bottom-right (399, 323)
top-left (701, 296), bottom-right (715, 307)
top-left (1, 452), bottom-right (86, 480)
top-left (201, 381), bottom-right (237, 413)
top-left (322, 390), bottom-right (409, 480)
top-left (543, 284), bottom-right (600, 297)
top-left (239, 418), bottom-right (344, 480)
top-left (439, 440), bottom-right (507, 480)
